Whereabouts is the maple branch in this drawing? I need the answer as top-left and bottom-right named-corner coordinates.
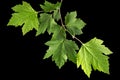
top-left (59, 10), bottom-right (65, 28)
top-left (38, 11), bottom-right (43, 13)
top-left (61, 0), bottom-right (63, 3)
top-left (59, 0), bottom-right (84, 45)
top-left (65, 29), bottom-right (84, 44)
top-left (59, 11), bottom-right (66, 30)
top-left (59, 0), bottom-right (66, 30)
top-left (72, 35), bottom-right (84, 44)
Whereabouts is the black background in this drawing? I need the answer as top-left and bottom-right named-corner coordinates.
top-left (0, 0), bottom-right (119, 80)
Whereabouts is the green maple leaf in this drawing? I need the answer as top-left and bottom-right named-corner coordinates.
top-left (47, 17), bottom-right (60, 35)
top-left (77, 37), bottom-right (112, 77)
top-left (44, 39), bottom-right (79, 68)
top-left (53, 9), bottom-right (61, 21)
top-left (40, 1), bottom-right (61, 12)
top-left (36, 13), bottom-right (52, 35)
top-left (7, 1), bottom-right (39, 35)
top-left (65, 11), bottom-right (86, 36)
top-left (36, 13), bottom-right (60, 36)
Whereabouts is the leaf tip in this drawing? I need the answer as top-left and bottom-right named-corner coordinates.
top-left (76, 61), bottom-right (80, 68)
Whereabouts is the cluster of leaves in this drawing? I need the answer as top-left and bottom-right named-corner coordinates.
top-left (7, 1), bottom-right (112, 78)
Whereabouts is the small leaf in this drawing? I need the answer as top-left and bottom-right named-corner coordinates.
top-left (36, 13), bottom-right (60, 36)
top-left (36, 13), bottom-right (52, 36)
top-left (44, 39), bottom-right (79, 68)
top-left (53, 10), bottom-right (61, 21)
top-left (77, 37), bottom-right (112, 77)
top-left (65, 11), bottom-right (86, 35)
top-left (65, 11), bottom-right (77, 25)
top-left (47, 17), bottom-right (59, 34)
top-left (40, 1), bottom-right (61, 12)
top-left (7, 1), bottom-right (39, 35)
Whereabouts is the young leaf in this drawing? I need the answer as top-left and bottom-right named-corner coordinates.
top-left (40, 1), bottom-right (61, 12)
top-left (47, 17), bottom-right (60, 34)
top-left (65, 11), bottom-right (86, 36)
top-left (7, 1), bottom-right (39, 35)
top-left (36, 13), bottom-right (52, 36)
top-left (44, 39), bottom-right (79, 68)
top-left (77, 37), bottom-right (112, 77)
top-left (53, 9), bottom-right (61, 21)
top-left (36, 13), bottom-right (60, 36)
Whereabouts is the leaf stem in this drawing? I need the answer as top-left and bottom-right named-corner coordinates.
top-left (59, 9), bottom-right (66, 30)
top-left (66, 29), bottom-right (84, 44)
top-left (61, 0), bottom-right (63, 3)
top-left (72, 35), bottom-right (84, 45)
top-left (37, 11), bottom-right (44, 13)
top-left (59, 0), bottom-right (84, 45)
top-left (59, 5), bottom-right (66, 30)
